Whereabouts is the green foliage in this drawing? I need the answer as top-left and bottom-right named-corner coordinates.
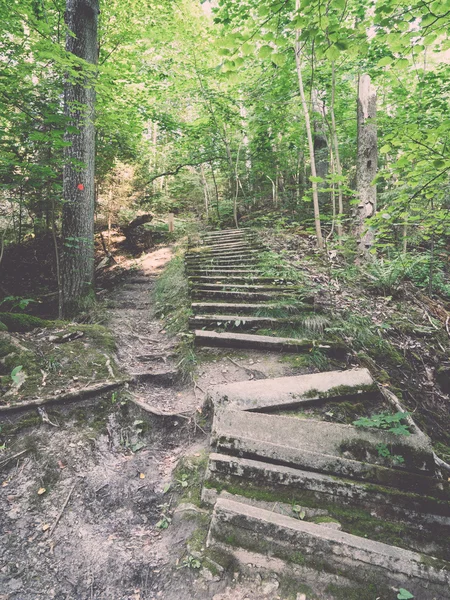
top-left (397, 589), bottom-right (414, 600)
top-left (353, 412), bottom-right (411, 436)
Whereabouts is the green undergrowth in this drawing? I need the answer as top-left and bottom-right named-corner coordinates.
top-left (276, 396), bottom-right (390, 425)
top-left (0, 312), bottom-right (55, 332)
top-left (153, 253), bottom-right (196, 380)
top-left (0, 324), bottom-right (122, 404)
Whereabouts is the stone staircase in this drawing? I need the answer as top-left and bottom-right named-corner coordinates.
top-left (185, 230), bottom-right (450, 599)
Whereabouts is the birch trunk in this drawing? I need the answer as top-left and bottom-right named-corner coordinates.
top-left (61, 0), bottom-right (99, 317)
top-left (295, 0), bottom-right (323, 249)
top-left (330, 63), bottom-right (344, 242)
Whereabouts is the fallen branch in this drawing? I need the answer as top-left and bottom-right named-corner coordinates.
top-left (129, 394), bottom-right (191, 419)
top-left (0, 448), bottom-right (29, 468)
top-left (0, 379), bottom-right (129, 414)
top-left (49, 483), bottom-right (76, 537)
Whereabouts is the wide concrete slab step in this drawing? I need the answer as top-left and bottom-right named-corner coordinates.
top-left (212, 409), bottom-right (435, 480)
top-left (205, 453), bottom-right (450, 518)
top-left (191, 302), bottom-right (304, 314)
top-left (209, 368), bottom-right (376, 411)
top-left (188, 276), bottom-right (294, 284)
top-left (189, 314), bottom-right (299, 330)
top-left (186, 269), bottom-right (263, 277)
top-left (187, 249), bottom-right (260, 259)
top-left (207, 497), bottom-right (450, 600)
top-left (189, 283), bottom-right (302, 292)
top-left (191, 289), bottom-right (300, 301)
top-left (186, 258), bottom-right (259, 267)
top-left (194, 330), bottom-right (342, 353)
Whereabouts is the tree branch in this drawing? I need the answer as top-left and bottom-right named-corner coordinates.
top-left (147, 157), bottom-right (227, 183)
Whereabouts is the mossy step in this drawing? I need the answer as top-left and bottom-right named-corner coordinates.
top-left (205, 453), bottom-right (450, 523)
top-left (189, 314), bottom-right (298, 330)
top-left (190, 243), bottom-right (259, 252)
top-left (191, 302), bottom-right (304, 314)
top-left (194, 329), bottom-right (341, 353)
top-left (188, 276), bottom-right (294, 284)
top-left (209, 368), bottom-right (377, 411)
top-left (212, 410), bottom-right (436, 483)
top-left (187, 260), bottom-right (259, 269)
top-left (207, 497), bottom-right (450, 600)
top-left (189, 283), bottom-right (303, 292)
top-left (186, 253), bottom-right (259, 263)
top-left (191, 289), bottom-right (302, 301)
top-left (186, 268), bottom-right (262, 276)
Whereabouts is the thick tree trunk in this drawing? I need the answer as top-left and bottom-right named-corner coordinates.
top-left (356, 74), bottom-right (377, 257)
top-left (61, 0), bottom-right (99, 317)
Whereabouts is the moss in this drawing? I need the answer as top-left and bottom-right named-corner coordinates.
top-left (313, 516), bottom-right (341, 524)
top-left (204, 476), bottom-right (450, 559)
top-left (173, 451), bottom-right (209, 506)
top-left (325, 582), bottom-right (385, 600)
top-left (419, 553), bottom-right (450, 572)
top-left (0, 313), bottom-right (53, 332)
top-left (302, 383), bottom-right (378, 400)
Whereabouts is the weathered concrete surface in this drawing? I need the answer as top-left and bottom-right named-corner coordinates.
top-left (195, 330), bottom-right (342, 353)
top-left (188, 276), bottom-right (290, 284)
top-left (191, 289), bottom-right (306, 301)
top-left (212, 409), bottom-right (435, 477)
top-left (190, 283), bottom-right (303, 292)
top-left (191, 302), bottom-right (304, 314)
top-left (205, 453), bottom-right (450, 518)
top-left (209, 368), bottom-right (376, 411)
top-left (207, 497), bottom-right (450, 600)
top-left (189, 314), bottom-right (298, 330)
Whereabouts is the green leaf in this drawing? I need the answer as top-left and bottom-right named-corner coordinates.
top-left (378, 56), bottom-right (393, 67)
top-left (11, 365), bottom-right (23, 384)
top-left (271, 53), bottom-right (286, 67)
top-left (395, 58), bottom-right (409, 70)
top-left (397, 589), bottom-right (414, 600)
top-left (258, 45), bottom-right (273, 59)
top-left (325, 44), bottom-right (340, 62)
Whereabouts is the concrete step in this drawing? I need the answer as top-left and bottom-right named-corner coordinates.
top-left (191, 289), bottom-right (300, 301)
top-left (191, 302), bottom-right (303, 314)
top-left (212, 409), bottom-right (435, 482)
top-left (207, 497), bottom-right (450, 600)
top-left (209, 368), bottom-right (377, 411)
top-left (186, 254), bottom-right (259, 264)
top-left (204, 453), bottom-right (450, 519)
top-left (189, 314), bottom-right (299, 330)
top-left (188, 276), bottom-right (294, 284)
top-left (186, 268), bottom-right (262, 276)
top-left (186, 258), bottom-right (259, 267)
top-left (194, 330), bottom-right (342, 353)
top-left (187, 248), bottom-right (260, 258)
top-left (189, 283), bottom-right (302, 292)
top-left (191, 241), bottom-right (259, 251)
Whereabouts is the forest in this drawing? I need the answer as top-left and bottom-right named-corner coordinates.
top-left (0, 1), bottom-right (450, 599)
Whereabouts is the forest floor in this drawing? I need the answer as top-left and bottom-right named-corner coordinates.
top-left (0, 240), bottom-right (312, 600)
top-left (1, 228), bottom-right (449, 600)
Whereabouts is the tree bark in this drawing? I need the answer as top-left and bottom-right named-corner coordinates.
top-left (294, 0), bottom-right (323, 249)
top-left (356, 74), bottom-right (377, 257)
top-left (330, 63), bottom-right (344, 243)
top-left (312, 89), bottom-right (329, 208)
top-left (61, 0), bottom-right (99, 317)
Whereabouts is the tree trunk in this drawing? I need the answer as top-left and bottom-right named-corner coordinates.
top-left (61, 0), bottom-right (99, 317)
top-left (356, 74), bottom-right (377, 257)
top-left (312, 90), bottom-right (329, 208)
top-left (330, 63), bottom-right (344, 243)
top-left (294, 1), bottom-right (323, 249)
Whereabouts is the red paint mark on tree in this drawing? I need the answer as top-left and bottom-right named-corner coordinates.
top-left (77, 183), bottom-right (84, 190)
